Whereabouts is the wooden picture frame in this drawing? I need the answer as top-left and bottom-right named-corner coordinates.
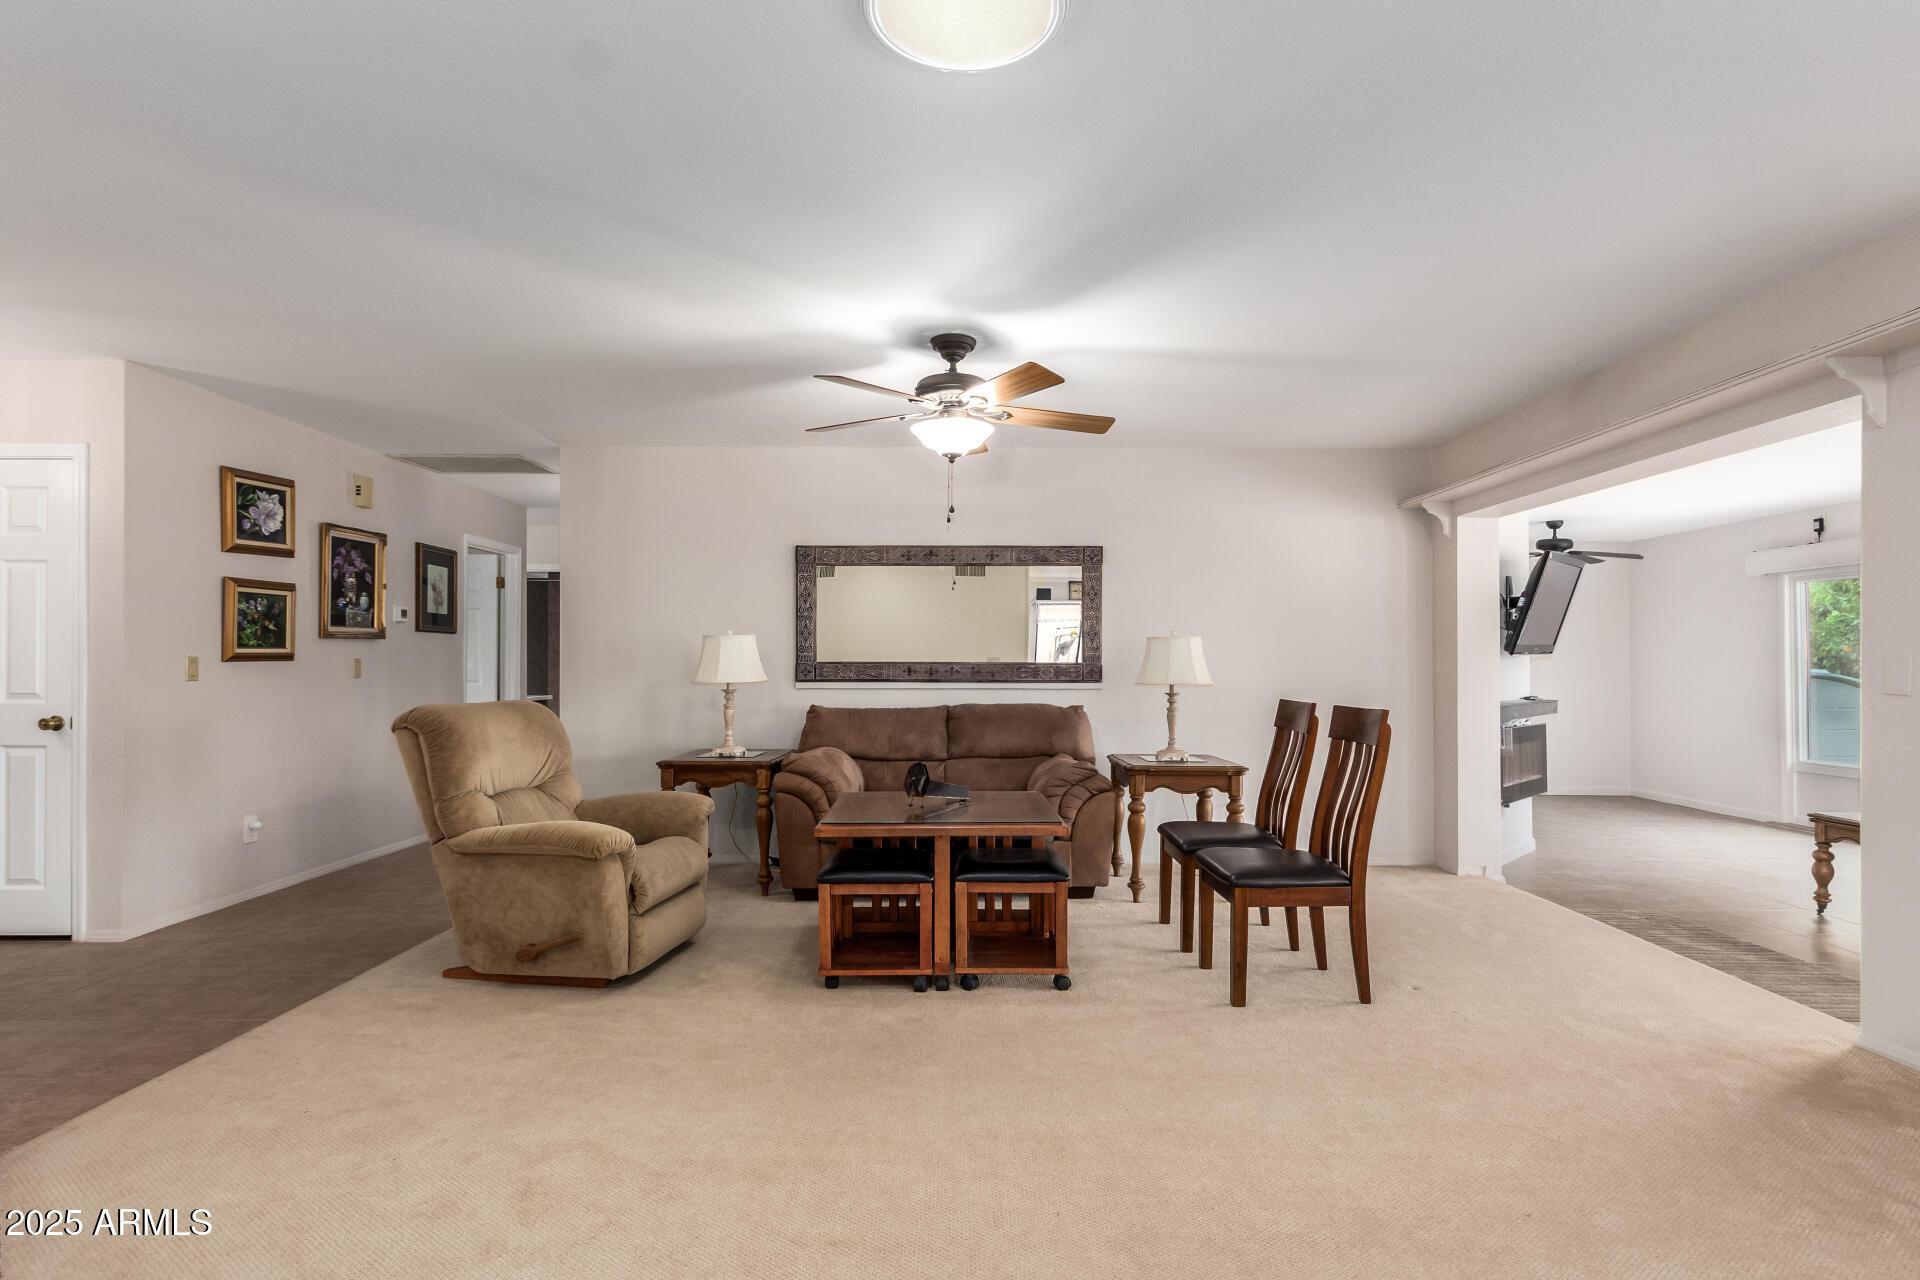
top-left (222, 577), bottom-right (296, 661)
top-left (794, 544), bottom-right (1103, 683)
top-left (415, 542), bottom-right (458, 634)
top-left (219, 466), bottom-right (296, 556)
top-left (318, 523), bottom-right (387, 638)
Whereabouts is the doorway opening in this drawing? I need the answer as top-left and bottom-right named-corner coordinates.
top-left (461, 535), bottom-right (524, 703)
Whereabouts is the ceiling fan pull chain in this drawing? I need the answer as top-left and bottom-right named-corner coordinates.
top-left (945, 456), bottom-right (956, 524)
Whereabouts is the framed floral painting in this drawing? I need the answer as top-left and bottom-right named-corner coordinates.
top-left (415, 542), bottom-right (458, 633)
top-left (219, 466), bottom-right (295, 556)
top-left (318, 523), bottom-right (387, 638)
top-left (222, 577), bottom-right (296, 661)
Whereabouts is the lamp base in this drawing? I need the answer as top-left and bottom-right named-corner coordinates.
top-left (703, 745), bottom-right (751, 759)
top-left (1153, 746), bottom-right (1195, 763)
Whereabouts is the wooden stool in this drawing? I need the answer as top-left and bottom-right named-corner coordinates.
top-left (952, 839), bottom-right (1071, 991)
top-left (817, 845), bottom-right (936, 991)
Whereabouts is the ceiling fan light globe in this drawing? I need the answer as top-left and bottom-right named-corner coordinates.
top-left (867, 0), bottom-right (1064, 73)
top-left (911, 417), bottom-right (995, 456)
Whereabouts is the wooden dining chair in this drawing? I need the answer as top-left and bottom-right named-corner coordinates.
top-left (1195, 706), bottom-right (1391, 1007)
top-left (1161, 699), bottom-right (1318, 953)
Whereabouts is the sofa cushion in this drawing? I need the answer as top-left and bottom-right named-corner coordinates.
top-left (947, 703), bottom-right (1094, 761)
top-left (798, 705), bottom-right (947, 761)
top-left (628, 835), bottom-right (708, 913)
top-left (946, 756), bottom-right (1052, 791)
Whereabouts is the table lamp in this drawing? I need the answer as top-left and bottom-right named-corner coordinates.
top-left (1136, 634), bottom-right (1212, 762)
top-left (693, 631), bottom-right (767, 758)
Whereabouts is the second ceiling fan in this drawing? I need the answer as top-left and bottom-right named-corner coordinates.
top-left (808, 333), bottom-right (1114, 458)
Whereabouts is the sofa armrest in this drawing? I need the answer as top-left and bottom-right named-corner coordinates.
top-left (1027, 754), bottom-right (1115, 823)
top-left (773, 746), bottom-right (864, 817)
top-left (443, 820), bottom-right (635, 860)
top-left (577, 791), bottom-right (714, 846)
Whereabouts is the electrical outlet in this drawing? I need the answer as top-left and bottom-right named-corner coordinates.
top-left (1887, 652), bottom-right (1915, 697)
top-left (242, 815), bottom-right (262, 845)
top-left (352, 657), bottom-right (362, 679)
top-left (351, 473), bottom-right (373, 508)
top-left (186, 656), bottom-right (199, 682)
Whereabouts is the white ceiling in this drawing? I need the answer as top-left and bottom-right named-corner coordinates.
top-left (5, 4), bottom-right (1920, 495)
top-left (1517, 421), bottom-right (1861, 543)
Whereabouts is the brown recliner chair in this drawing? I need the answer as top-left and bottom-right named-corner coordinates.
top-left (774, 703), bottom-right (1118, 895)
top-left (392, 701), bottom-right (710, 987)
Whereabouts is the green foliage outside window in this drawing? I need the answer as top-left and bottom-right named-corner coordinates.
top-left (1807, 577), bottom-right (1860, 678)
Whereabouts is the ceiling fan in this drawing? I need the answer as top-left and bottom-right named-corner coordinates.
top-left (807, 333), bottom-right (1114, 459)
top-left (1534, 519), bottom-right (1643, 564)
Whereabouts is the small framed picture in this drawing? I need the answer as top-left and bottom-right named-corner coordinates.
top-left (319, 523), bottom-right (387, 638)
top-left (222, 577), bottom-right (296, 661)
top-left (220, 466), bottom-right (295, 556)
top-left (415, 543), bottom-right (458, 634)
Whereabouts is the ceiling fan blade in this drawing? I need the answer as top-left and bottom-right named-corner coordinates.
top-left (1577, 550), bottom-right (1645, 560)
top-left (965, 443), bottom-right (989, 457)
top-left (981, 362), bottom-right (1064, 404)
top-left (1568, 553), bottom-right (1605, 565)
top-left (805, 414), bottom-right (914, 433)
top-left (814, 374), bottom-right (921, 401)
top-left (999, 405), bottom-right (1115, 434)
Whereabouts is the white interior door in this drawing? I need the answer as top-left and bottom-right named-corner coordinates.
top-left (0, 456), bottom-right (79, 936)
top-left (464, 550), bottom-right (502, 702)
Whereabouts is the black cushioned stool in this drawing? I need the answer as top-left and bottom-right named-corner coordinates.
top-left (817, 845), bottom-right (936, 991)
top-left (952, 840), bottom-right (1071, 991)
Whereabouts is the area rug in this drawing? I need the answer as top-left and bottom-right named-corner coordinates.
top-left (2, 864), bottom-right (1917, 1278)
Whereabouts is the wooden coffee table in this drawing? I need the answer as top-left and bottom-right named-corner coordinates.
top-left (813, 791), bottom-right (1069, 989)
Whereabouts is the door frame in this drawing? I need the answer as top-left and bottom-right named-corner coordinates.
top-left (0, 444), bottom-right (89, 939)
top-left (461, 533), bottom-right (525, 702)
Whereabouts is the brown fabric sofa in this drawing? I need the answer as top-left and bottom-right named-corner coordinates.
top-left (774, 703), bottom-right (1117, 894)
top-left (392, 700), bottom-right (709, 985)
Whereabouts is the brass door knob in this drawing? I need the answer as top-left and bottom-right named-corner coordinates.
top-left (37, 715), bottom-right (65, 731)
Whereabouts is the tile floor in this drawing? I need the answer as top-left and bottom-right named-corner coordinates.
top-left (1507, 794), bottom-right (1861, 979)
top-left (0, 844), bottom-right (446, 1151)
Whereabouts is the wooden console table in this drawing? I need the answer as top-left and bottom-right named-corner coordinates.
top-left (1106, 754), bottom-right (1248, 905)
top-left (658, 748), bottom-right (790, 896)
top-left (1808, 810), bottom-right (1860, 915)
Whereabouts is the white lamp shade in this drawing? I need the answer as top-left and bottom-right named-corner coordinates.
top-left (1135, 634), bottom-right (1212, 687)
top-left (693, 632), bottom-right (767, 685)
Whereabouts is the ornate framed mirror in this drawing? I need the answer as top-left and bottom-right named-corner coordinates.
top-left (795, 545), bottom-right (1102, 683)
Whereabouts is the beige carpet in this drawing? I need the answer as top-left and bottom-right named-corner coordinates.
top-left (3, 863), bottom-right (1918, 1279)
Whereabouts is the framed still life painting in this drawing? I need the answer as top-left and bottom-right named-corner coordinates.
top-left (222, 577), bottom-right (296, 661)
top-left (219, 466), bottom-right (295, 556)
top-left (318, 523), bottom-right (387, 638)
top-left (415, 542), bottom-right (458, 633)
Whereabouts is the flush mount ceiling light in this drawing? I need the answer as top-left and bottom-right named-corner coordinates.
top-left (866, 0), bottom-right (1065, 72)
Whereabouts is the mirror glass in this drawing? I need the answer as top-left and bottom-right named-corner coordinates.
top-left (813, 564), bottom-right (1084, 664)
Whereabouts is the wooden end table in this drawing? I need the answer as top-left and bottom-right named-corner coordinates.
top-left (1807, 809), bottom-right (1859, 915)
top-left (813, 791), bottom-right (1069, 989)
top-left (1107, 754), bottom-right (1248, 906)
top-left (658, 748), bottom-right (791, 896)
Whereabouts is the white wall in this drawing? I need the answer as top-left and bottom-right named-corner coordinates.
top-left (1861, 355), bottom-right (1920, 1068)
top-left (563, 445), bottom-right (1435, 867)
top-left (527, 506), bottom-right (560, 570)
top-left (1627, 502), bottom-right (1860, 824)
top-left (1528, 537), bottom-right (1633, 793)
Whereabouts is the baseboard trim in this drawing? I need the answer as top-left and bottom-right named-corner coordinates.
top-left (83, 836), bottom-right (423, 942)
top-left (1545, 786), bottom-right (1633, 796)
top-left (1628, 788), bottom-right (1781, 825)
top-left (1855, 1032), bottom-right (1920, 1073)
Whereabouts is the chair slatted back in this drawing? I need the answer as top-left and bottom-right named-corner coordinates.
top-left (1252, 699), bottom-right (1319, 847)
top-left (1307, 706), bottom-right (1392, 880)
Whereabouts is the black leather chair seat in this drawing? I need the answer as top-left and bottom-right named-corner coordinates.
top-left (1159, 820), bottom-right (1278, 855)
top-left (954, 844), bottom-right (1070, 883)
top-left (817, 846), bottom-right (936, 884)
top-left (1194, 845), bottom-right (1350, 889)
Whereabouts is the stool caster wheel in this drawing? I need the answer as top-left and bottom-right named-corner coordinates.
top-left (823, 976), bottom-right (839, 989)
top-left (958, 974), bottom-right (979, 991)
top-left (1053, 974), bottom-right (1072, 991)
top-left (934, 976), bottom-right (950, 991)
top-left (912, 977), bottom-right (929, 993)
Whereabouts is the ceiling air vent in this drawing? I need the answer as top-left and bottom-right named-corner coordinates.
top-left (388, 454), bottom-right (556, 475)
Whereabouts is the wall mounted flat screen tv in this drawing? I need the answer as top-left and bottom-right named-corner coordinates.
top-left (1505, 552), bottom-right (1584, 655)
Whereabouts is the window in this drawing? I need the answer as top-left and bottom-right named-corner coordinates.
top-left (1793, 571), bottom-right (1860, 770)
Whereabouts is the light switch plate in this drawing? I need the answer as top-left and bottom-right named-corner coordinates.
top-left (1886, 651), bottom-right (1914, 697)
top-left (391, 603), bottom-right (411, 624)
top-left (351, 473), bottom-right (373, 508)
top-left (352, 657), bottom-right (362, 679)
top-left (186, 656), bottom-right (199, 682)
